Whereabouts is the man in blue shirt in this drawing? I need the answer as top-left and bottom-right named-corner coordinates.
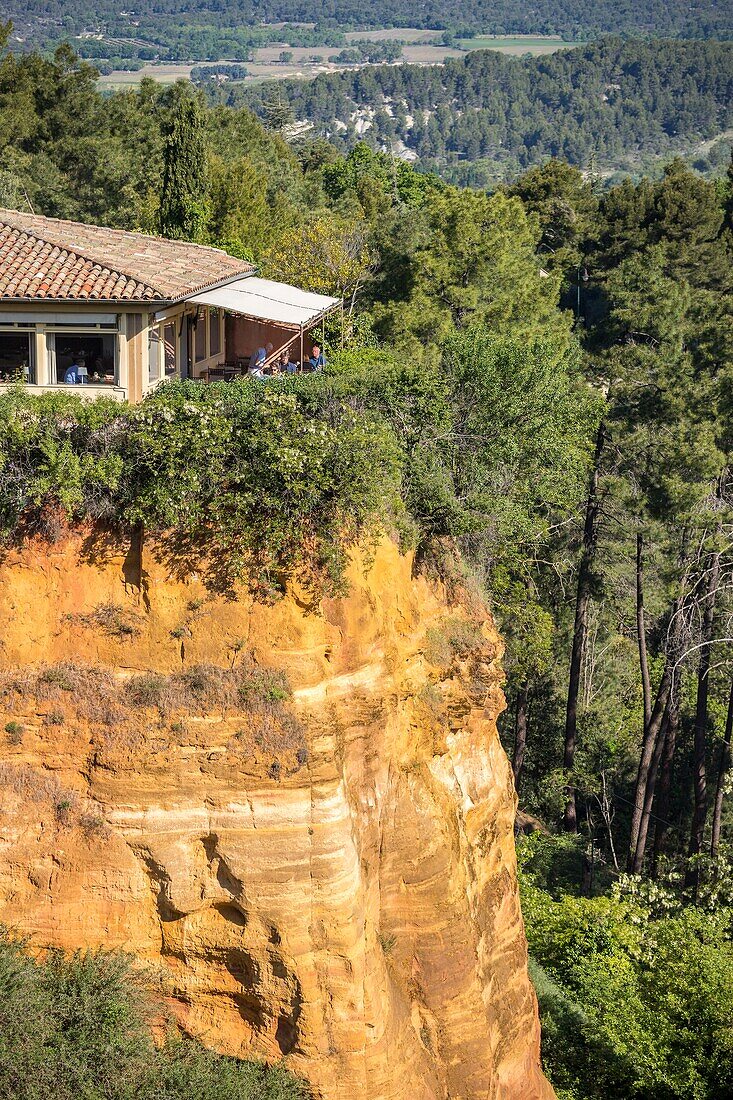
top-left (249, 343), bottom-right (273, 372)
top-left (308, 345), bottom-right (326, 371)
top-left (64, 355), bottom-right (85, 384)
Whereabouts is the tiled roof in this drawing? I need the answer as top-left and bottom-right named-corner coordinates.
top-left (0, 209), bottom-right (254, 303)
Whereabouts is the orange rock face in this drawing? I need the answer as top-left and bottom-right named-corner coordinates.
top-left (0, 533), bottom-right (553, 1100)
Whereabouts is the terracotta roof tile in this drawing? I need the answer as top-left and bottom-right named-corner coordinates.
top-left (0, 210), bottom-right (254, 303)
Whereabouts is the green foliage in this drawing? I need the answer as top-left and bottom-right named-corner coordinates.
top-left (506, 159), bottom-right (599, 284)
top-left (322, 329), bottom-right (596, 582)
top-left (158, 90), bottom-right (209, 240)
top-left (369, 187), bottom-right (568, 346)
top-left (521, 836), bottom-right (733, 1100)
top-left (0, 932), bottom-right (309, 1099)
top-left (0, 382), bottom-right (402, 598)
top-left (240, 39), bottom-right (733, 179)
top-left (263, 213), bottom-right (375, 304)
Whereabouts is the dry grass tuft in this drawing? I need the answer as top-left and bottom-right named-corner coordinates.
top-left (124, 663), bottom-right (295, 722)
top-left (65, 603), bottom-right (142, 639)
top-left (0, 659), bottom-right (306, 765)
top-left (424, 616), bottom-right (486, 667)
top-left (1, 664), bottom-right (123, 727)
top-left (0, 763), bottom-right (107, 836)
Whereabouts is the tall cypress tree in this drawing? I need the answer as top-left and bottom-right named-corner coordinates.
top-left (158, 93), bottom-right (208, 242)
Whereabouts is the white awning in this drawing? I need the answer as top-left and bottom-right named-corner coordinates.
top-left (187, 276), bottom-right (340, 329)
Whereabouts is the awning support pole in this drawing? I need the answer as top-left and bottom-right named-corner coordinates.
top-left (300, 325), bottom-right (304, 374)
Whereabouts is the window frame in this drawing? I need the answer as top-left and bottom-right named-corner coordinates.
top-left (0, 326), bottom-right (36, 384)
top-left (46, 325), bottom-right (120, 386)
top-left (194, 308), bottom-right (208, 363)
top-left (161, 320), bottom-right (178, 379)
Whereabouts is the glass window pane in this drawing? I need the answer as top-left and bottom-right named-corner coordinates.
top-left (195, 310), bottom-right (207, 362)
top-left (163, 323), bottom-right (177, 376)
top-left (148, 327), bottom-right (161, 384)
top-left (209, 308), bottom-right (221, 357)
top-left (0, 332), bottom-right (34, 383)
top-left (51, 333), bottom-right (116, 385)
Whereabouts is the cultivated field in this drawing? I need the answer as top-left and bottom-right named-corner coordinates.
top-left (457, 34), bottom-right (581, 55)
top-left (97, 31), bottom-right (577, 90)
top-left (344, 28), bottom-right (445, 42)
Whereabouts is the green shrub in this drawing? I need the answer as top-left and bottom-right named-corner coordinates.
top-left (37, 665), bottom-right (75, 692)
top-left (521, 835), bottom-right (733, 1099)
top-left (0, 383), bottom-right (401, 599)
top-left (0, 932), bottom-right (310, 1099)
top-left (125, 673), bottom-right (166, 709)
top-left (237, 667), bottom-right (291, 708)
top-left (4, 721), bottom-right (24, 744)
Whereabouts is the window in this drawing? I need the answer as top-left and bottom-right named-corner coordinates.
top-left (148, 327), bottom-right (161, 385)
top-left (163, 323), bottom-right (177, 377)
top-left (195, 309), bottom-right (207, 362)
top-left (209, 308), bottom-right (221, 357)
top-left (48, 332), bottom-right (116, 385)
top-left (0, 331), bottom-right (34, 383)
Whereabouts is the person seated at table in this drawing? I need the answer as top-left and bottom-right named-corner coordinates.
top-left (279, 349), bottom-right (298, 374)
top-left (64, 353), bottom-right (86, 384)
top-left (89, 356), bottom-right (105, 383)
top-left (307, 344), bottom-right (326, 371)
top-left (249, 342), bottom-right (273, 372)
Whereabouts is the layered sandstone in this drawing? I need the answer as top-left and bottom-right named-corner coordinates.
top-left (0, 532), bottom-right (553, 1100)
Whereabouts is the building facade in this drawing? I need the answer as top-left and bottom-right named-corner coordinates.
top-left (0, 210), bottom-right (338, 402)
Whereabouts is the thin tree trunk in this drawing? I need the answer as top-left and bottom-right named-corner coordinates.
top-left (632, 702), bottom-right (671, 874)
top-left (685, 551), bottom-right (721, 892)
top-left (597, 770), bottom-right (620, 871)
top-left (651, 699), bottom-right (679, 875)
top-left (636, 532), bottom-right (652, 732)
top-left (710, 681), bottom-right (733, 861)
top-left (651, 698), bottom-right (680, 877)
top-left (627, 597), bottom-right (682, 871)
top-left (563, 421), bottom-right (605, 831)
top-left (512, 683), bottom-right (529, 790)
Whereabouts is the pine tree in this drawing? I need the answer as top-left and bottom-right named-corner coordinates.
top-left (158, 92), bottom-right (208, 242)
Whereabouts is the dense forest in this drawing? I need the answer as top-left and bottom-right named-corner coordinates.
top-left (1, 35), bottom-right (733, 1100)
top-left (5, 0), bottom-right (733, 60)
top-left (236, 38), bottom-right (733, 182)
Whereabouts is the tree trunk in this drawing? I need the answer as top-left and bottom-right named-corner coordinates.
top-left (651, 698), bottom-right (680, 877)
top-left (563, 421), bottom-right (605, 831)
top-left (685, 551), bottom-right (721, 892)
top-left (627, 597), bottom-right (682, 871)
top-left (512, 683), bottom-right (529, 791)
top-left (636, 532), bottom-right (652, 732)
top-left (632, 702), bottom-right (670, 874)
top-left (710, 681), bottom-right (733, 861)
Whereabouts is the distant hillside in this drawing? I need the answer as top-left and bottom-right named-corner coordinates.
top-left (235, 38), bottom-right (733, 182)
top-left (4, 0), bottom-right (732, 60)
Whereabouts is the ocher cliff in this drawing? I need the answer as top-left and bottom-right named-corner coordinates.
top-left (0, 533), bottom-right (553, 1100)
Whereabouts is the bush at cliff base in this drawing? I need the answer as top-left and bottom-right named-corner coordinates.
top-left (518, 834), bottom-right (733, 1100)
top-left (0, 932), bottom-right (308, 1099)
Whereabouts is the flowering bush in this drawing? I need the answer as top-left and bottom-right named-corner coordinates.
top-left (0, 380), bottom-right (402, 597)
